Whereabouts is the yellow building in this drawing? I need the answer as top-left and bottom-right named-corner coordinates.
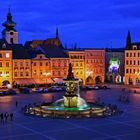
top-left (125, 48), bottom-right (140, 85)
top-left (124, 31), bottom-right (140, 85)
top-left (0, 40), bottom-right (12, 87)
top-left (68, 51), bottom-right (85, 84)
top-left (32, 52), bottom-right (52, 84)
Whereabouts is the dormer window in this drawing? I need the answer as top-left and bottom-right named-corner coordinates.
top-left (10, 32), bottom-right (13, 35)
top-left (133, 45), bottom-right (137, 50)
top-left (2, 43), bottom-right (6, 48)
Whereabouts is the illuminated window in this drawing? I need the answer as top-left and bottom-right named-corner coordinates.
top-left (58, 71), bottom-right (61, 76)
top-left (26, 62), bottom-right (29, 66)
top-left (20, 62), bottom-right (23, 67)
top-left (14, 62), bottom-right (17, 67)
top-left (14, 72), bottom-right (18, 77)
top-left (126, 53), bottom-right (129, 57)
top-left (33, 62), bottom-right (36, 66)
top-left (0, 54), bottom-right (2, 58)
top-left (6, 62), bottom-right (9, 67)
top-left (20, 72), bottom-right (23, 77)
top-left (40, 62), bottom-right (42, 66)
top-left (0, 71), bottom-right (2, 76)
top-left (126, 69), bottom-right (128, 73)
top-left (6, 71), bottom-right (9, 77)
top-left (0, 62), bottom-right (2, 67)
top-left (6, 53), bottom-right (10, 58)
top-left (26, 72), bottom-right (29, 76)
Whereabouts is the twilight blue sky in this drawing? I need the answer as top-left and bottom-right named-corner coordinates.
top-left (0, 0), bottom-right (140, 48)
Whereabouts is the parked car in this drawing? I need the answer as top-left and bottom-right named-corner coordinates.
top-left (86, 85), bottom-right (99, 90)
top-left (96, 84), bottom-right (109, 89)
top-left (19, 87), bottom-right (30, 94)
top-left (0, 89), bottom-right (17, 96)
top-left (41, 88), bottom-right (48, 93)
top-left (31, 88), bottom-right (42, 93)
top-left (48, 86), bottom-right (62, 92)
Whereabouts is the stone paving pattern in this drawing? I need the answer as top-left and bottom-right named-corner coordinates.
top-left (0, 86), bottom-right (140, 140)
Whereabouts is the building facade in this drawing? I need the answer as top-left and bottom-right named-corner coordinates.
top-left (0, 10), bottom-right (107, 87)
top-left (105, 48), bottom-right (125, 83)
top-left (125, 31), bottom-right (140, 85)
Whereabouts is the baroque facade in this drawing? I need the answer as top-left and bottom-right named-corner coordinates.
top-left (0, 10), bottom-right (105, 87)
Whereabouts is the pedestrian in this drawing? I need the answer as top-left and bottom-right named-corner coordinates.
top-left (0, 113), bottom-right (4, 123)
top-left (4, 112), bottom-right (9, 122)
top-left (16, 101), bottom-right (18, 107)
top-left (10, 113), bottom-right (13, 121)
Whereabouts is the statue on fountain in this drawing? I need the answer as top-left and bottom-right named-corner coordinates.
top-left (63, 63), bottom-right (78, 108)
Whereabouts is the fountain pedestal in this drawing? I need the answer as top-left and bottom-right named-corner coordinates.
top-left (63, 63), bottom-right (78, 108)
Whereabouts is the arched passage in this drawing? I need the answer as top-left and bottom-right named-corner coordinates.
top-left (95, 76), bottom-right (102, 84)
top-left (86, 76), bottom-right (94, 85)
top-left (2, 80), bottom-right (10, 87)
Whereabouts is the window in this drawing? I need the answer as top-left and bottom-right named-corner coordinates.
top-left (126, 69), bottom-right (128, 73)
top-left (134, 60), bottom-right (136, 65)
top-left (10, 32), bottom-right (13, 35)
top-left (26, 72), bottom-right (29, 76)
top-left (126, 53), bottom-right (129, 57)
top-left (6, 53), bottom-right (10, 58)
top-left (130, 69), bottom-right (132, 74)
top-left (10, 38), bottom-right (13, 44)
top-left (14, 72), bottom-right (18, 77)
top-left (40, 62), bottom-right (42, 66)
top-left (33, 62), bottom-right (36, 66)
top-left (26, 62), bottom-right (29, 66)
top-left (58, 71), bottom-right (61, 76)
top-left (80, 63), bottom-right (83, 67)
top-left (126, 60), bottom-right (128, 65)
top-left (6, 71), bottom-right (9, 77)
top-left (76, 63), bottom-right (78, 66)
top-left (133, 69), bottom-right (136, 74)
top-left (14, 62), bottom-right (17, 67)
top-left (134, 53), bottom-right (136, 57)
top-left (138, 61), bottom-right (140, 65)
top-left (20, 72), bottom-right (23, 77)
top-left (20, 62), bottom-right (23, 67)
top-left (0, 62), bottom-right (2, 67)
top-left (130, 53), bottom-right (132, 57)
top-left (0, 54), bottom-right (2, 58)
top-left (130, 60), bottom-right (132, 65)
top-left (46, 62), bottom-right (48, 66)
top-left (6, 62), bottom-right (9, 67)
top-left (0, 71), bottom-right (2, 76)
top-left (40, 71), bottom-right (42, 75)
top-left (40, 56), bottom-right (43, 59)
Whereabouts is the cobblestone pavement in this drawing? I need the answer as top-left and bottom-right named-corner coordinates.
top-left (0, 87), bottom-right (140, 140)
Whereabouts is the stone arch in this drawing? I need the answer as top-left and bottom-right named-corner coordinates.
top-left (95, 76), bottom-right (102, 84)
top-left (86, 76), bottom-right (94, 85)
top-left (2, 80), bottom-right (10, 87)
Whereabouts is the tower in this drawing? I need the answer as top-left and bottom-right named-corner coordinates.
top-left (126, 31), bottom-right (131, 49)
top-left (56, 27), bottom-right (59, 38)
top-left (2, 8), bottom-right (18, 44)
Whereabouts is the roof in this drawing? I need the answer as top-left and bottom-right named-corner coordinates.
top-left (105, 48), bottom-right (125, 52)
top-left (37, 45), bottom-right (68, 58)
top-left (0, 39), bottom-right (11, 50)
top-left (10, 44), bottom-right (31, 59)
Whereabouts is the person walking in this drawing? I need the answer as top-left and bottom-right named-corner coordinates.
top-left (10, 113), bottom-right (13, 121)
top-left (16, 101), bottom-right (18, 107)
top-left (4, 112), bottom-right (9, 122)
top-left (0, 113), bottom-right (4, 123)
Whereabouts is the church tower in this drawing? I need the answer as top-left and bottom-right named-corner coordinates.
top-left (126, 31), bottom-right (131, 50)
top-left (2, 8), bottom-right (18, 44)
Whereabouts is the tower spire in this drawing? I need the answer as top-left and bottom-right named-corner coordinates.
top-left (126, 30), bottom-right (131, 49)
top-left (56, 27), bottom-right (59, 38)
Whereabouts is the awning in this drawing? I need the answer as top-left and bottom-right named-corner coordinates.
top-left (33, 78), bottom-right (54, 84)
top-left (13, 78), bottom-right (35, 85)
top-left (53, 78), bottom-right (64, 83)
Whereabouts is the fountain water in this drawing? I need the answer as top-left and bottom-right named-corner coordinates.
top-left (26, 63), bottom-right (110, 118)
